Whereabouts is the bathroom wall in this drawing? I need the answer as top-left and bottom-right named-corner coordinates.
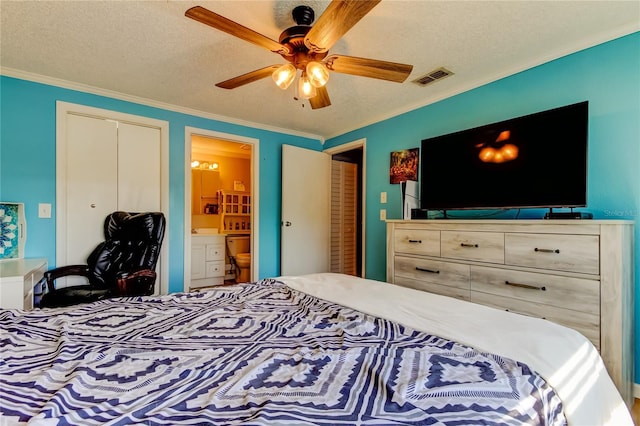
top-left (218, 157), bottom-right (251, 192)
top-left (191, 156), bottom-right (251, 230)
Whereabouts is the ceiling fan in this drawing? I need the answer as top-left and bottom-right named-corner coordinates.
top-left (185, 0), bottom-right (414, 109)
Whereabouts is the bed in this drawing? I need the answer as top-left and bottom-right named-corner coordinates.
top-left (0, 273), bottom-right (632, 425)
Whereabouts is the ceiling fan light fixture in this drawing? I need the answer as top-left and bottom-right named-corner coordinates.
top-left (298, 71), bottom-right (317, 99)
top-left (272, 63), bottom-right (296, 90)
top-left (306, 61), bottom-right (329, 87)
top-left (186, 4), bottom-right (412, 109)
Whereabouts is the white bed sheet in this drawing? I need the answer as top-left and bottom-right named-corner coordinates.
top-left (279, 273), bottom-right (632, 426)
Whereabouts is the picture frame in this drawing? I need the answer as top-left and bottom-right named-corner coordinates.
top-left (0, 202), bottom-right (26, 260)
top-left (390, 148), bottom-right (419, 184)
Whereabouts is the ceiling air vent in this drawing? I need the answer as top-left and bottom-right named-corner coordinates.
top-left (412, 67), bottom-right (454, 86)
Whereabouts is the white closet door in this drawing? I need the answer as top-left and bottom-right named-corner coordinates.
top-left (66, 114), bottom-right (118, 266)
top-left (58, 102), bottom-right (168, 294)
top-left (117, 123), bottom-right (161, 212)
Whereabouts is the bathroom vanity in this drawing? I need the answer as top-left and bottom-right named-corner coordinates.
top-left (190, 231), bottom-right (226, 289)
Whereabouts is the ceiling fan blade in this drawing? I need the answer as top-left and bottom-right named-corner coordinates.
top-left (309, 86), bottom-right (331, 109)
top-left (216, 65), bottom-right (282, 89)
top-left (325, 55), bottom-right (413, 82)
top-left (186, 6), bottom-right (290, 55)
top-left (304, 0), bottom-right (381, 53)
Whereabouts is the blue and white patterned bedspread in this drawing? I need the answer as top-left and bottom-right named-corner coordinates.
top-left (1, 279), bottom-right (565, 425)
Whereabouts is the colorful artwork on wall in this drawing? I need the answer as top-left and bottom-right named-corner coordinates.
top-left (390, 148), bottom-right (419, 184)
top-left (0, 202), bottom-right (25, 260)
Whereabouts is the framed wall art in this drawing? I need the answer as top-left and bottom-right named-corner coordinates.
top-left (0, 202), bottom-right (26, 260)
top-left (390, 148), bottom-right (419, 184)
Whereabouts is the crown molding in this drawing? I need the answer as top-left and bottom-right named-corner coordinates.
top-left (0, 67), bottom-right (325, 143)
top-left (324, 27), bottom-right (640, 141)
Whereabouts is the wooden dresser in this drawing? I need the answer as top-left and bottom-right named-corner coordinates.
top-left (386, 219), bottom-right (634, 404)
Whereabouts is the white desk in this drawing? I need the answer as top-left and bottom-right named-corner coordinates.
top-left (0, 258), bottom-right (47, 310)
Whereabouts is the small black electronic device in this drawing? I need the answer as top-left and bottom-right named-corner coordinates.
top-left (411, 208), bottom-right (430, 219)
top-left (544, 210), bottom-right (593, 220)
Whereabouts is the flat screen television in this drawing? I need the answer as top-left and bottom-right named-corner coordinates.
top-left (420, 101), bottom-right (588, 212)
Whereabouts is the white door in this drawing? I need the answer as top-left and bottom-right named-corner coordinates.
top-left (281, 145), bottom-right (331, 275)
top-left (117, 123), bottom-right (161, 212)
top-left (59, 113), bottom-right (162, 289)
top-left (65, 114), bottom-right (118, 266)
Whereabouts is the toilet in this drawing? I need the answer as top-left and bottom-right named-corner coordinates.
top-left (226, 236), bottom-right (250, 283)
top-left (235, 253), bottom-right (251, 283)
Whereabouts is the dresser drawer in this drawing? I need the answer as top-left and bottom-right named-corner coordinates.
top-left (470, 266), bottom-right (600, 314)
top-left (505, 233), bottom-right (599, 274)
top-left (394, 276), bottom-right (470, 301)
top-left (394, 229), bottom-right (440, 256)
top-left (470, 291), bottom-right (600, 349)
top-left (395, 256), bottom-right (470, 289)
top-left (441, 231), bottom-right (504, 263)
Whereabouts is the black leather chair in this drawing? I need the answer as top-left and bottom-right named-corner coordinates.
top-left (39, 211), bottom-right (166, 308)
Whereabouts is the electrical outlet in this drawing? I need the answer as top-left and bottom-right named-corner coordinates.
top-left (38, 203), bottom-right (52, 218)
top-left (380, 209), bottom-right (386, 221)
top-left (380, 192), bottom-right (387, 203)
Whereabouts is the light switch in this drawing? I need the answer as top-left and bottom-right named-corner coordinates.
top-left (38, 203), bottom-right (52, 218)
top-left (380, 209), bottom-right (386, 221)
top-left (380, 192), bottom-right (387, 203)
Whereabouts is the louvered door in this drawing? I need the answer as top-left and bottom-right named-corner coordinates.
top-left (330, 160), bottom-right (358, 275)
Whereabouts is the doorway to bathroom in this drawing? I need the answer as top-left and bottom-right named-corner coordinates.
top-left (184, 127), bottom-right (259, 292)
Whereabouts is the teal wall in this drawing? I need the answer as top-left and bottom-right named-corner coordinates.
top-left (326, 32), bottom-right (640, 381)
top-left (1, 32), bottom-right (638, 381)
top-left (0, 76), bottom-right (322, 291)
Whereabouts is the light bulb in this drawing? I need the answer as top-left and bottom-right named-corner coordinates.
top-left (496, 130), bottom-right (511, 142)
top-left (500, 144), bottom-right (519, 161)
top-left (272, 64), bottom-right (296, 90)
top-left (298, 71), bottom-right (317, 99)
top-left (306, 61), bottom-right (329, 87)
top-left (478, 147), bottom-right (496, 163)
top-left (191, 160), bottom-right (200, 168)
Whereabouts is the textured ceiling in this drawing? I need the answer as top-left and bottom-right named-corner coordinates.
top-left (1, 1), bottom-right (638, 140)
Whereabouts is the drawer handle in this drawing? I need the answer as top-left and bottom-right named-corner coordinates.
top-left (416, 267), bottom-right (440, 274)
top-left (534, 247), bottom-right (560, 254)
top-left (505, 280), bottom-right (546, 291)
top-left (460, 243), bottom-right (478, 248)
top-left (408, 239), bottom-right (422, 243)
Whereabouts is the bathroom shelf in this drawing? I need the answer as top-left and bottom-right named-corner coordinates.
top-left (218, 190), bottom-right (251, 233)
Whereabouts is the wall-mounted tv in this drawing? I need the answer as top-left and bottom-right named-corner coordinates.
top-left (420, 101), bottom-right (588, 212)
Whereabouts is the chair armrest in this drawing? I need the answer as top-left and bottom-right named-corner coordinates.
top-left (116, 269), bottom-right (156, 297)
top-left (42, 265), bottom-right (91, 293)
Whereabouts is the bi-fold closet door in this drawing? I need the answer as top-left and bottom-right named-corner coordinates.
top-left (58, 105), bottom-right (162, 289)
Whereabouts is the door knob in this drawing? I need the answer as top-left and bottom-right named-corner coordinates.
top-left (90, 203), bottom-right (96, 208)
top-left (283, 221), bottom-right (292, 227)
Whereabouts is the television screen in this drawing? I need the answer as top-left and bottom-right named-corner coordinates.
top-left (420, 101), bottom-right (588, 211)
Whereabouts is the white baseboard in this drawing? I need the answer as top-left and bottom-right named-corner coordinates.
top-left (634, 383), bottom-right (640, 399)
